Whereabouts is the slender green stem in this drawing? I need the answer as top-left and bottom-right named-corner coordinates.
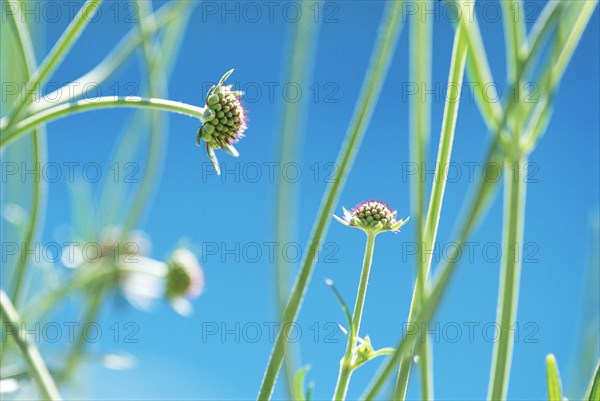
top-left (487, 155), bottom-right (527, 400)
top-left (501, 0), bottom-right (527, 83)
top-left (521, 0), bottom-right (598, 150)
top-left (363, 2), bottom-right (594, 396)
top-left (4, 0), bottom-right (47, 309)
top-left (446, 0), bottom-right (502, 130)
top-left (395, 1), bottom-right (431, 397)
top-left (333, 233), bottom-right (376, 401)
top-left (362, 140), bottom-right (505, 401)
top-left (422, 25), bottom-right (468, 286)
top-left (96, 1), bottom-right (194, 228)
top-left (5, 0), bottom-right (103, 125)
top-left (274, 7), bottom-right (320, 398)
top-left (1, 97), bottom-right (205, 149)
top-left (394, 22), bottom-right (467, 401)
top-left (10, 131), bottom-right (46, 306)
top-left (121, 0), bottom-right (170, 233)
top-left (412, 2), bottom-right (433, 400)
top-left (28, 0), bottom-right (184, 113)
top-left (256, 3), bottom-right (405, 399)
top-left (0, 291), bottom-right (62, 400)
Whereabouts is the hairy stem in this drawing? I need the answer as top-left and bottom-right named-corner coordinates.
top-left (333, 233), bottom-right (376, 400)
top-left (1, 97), bottom-right (205, 149)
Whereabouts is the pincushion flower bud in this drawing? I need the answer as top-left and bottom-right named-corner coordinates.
top-left (334, 200), bottom-right (409, 235)
top-left (165, 247), bottom-right (204, 315)
top-left (197, 69), bottom-right (247, 175)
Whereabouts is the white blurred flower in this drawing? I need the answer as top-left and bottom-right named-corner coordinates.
top-left (165, 247), bottom-right (204, 316)
top-left (119, 256), bottom-right (167, 311)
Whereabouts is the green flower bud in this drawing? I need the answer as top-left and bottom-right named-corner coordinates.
top-left (196, 69), bottom-right (248, 175)
top-left (333, 200), bottom-right (409, 234)
top-left (165, 248), bottom-right (204, 300)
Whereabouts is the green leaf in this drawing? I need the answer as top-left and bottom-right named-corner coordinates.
top-left (217, 69), bottom-right (235, 88)
top-left (293, 365), bottom-right (313, 401)
top-left (205, 143), bottom-right (221, 176)
top-left (587, 364), bottom-right (600, 401)
top-left (546, 354), bottom-right (563, 401)
top-left (324, 278), bottom-right (352, 331)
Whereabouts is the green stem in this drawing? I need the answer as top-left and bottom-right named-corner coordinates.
top-left (487, 155), bottom-right (527, 400)
top-left (332, 233), bottom-right (376, 401)
top-left (1, 97), bottom-right (205, 150)
top-left (121, 0), bottom-right (169, 233)
top-left (447, 0), bottom-right (503, 130)
top-left (256, 2), bottom-right (405, 399)
top-left (10, 131), bottom-right (46, 306)
top-left (394, 22), bottom-right (468, 401)
top-left (4, 0), bottom-right (48, 310)
top-left (274, 6), bottom-right (320, 398)
top-left (395, 4), bottom-right (431, 395)
top-left (28, 0), bottom-right (184, 114)
top-left (362, 140), bottom-right (505, 401)
top-left (0, 291), bottom-right (62, 400)
top-left (501, 0), bottom-right (527, 83)
top-left (5, 0), bottom-right (103, 126)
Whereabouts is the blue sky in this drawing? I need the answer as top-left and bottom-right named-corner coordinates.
top-left (2, 1), bottom-right (599, 400)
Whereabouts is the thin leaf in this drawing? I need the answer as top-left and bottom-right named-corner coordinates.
top-left (546, 354), bottom-right (563, 401)
top-left (293, 365), bottom-right (312, 401)
top-left (586, 363), bottom-right (600, 401)
top-left (325, 279), bottom-right (352, 330)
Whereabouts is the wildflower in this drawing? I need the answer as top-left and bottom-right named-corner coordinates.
top-left (333, 200), bottom-right (409, 235)
top-left (59, 228), bottom-right (203, 316)
top-left (197, 69), bottom-right (247, 175)
top-left (165, 247), bottom-right (204, 316)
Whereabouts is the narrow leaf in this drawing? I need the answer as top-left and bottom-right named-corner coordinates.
top-left (546, 354), bottom-right (563, 401)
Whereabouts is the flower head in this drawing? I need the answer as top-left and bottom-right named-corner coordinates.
top-left (334, 200), bottom-right (409, 234)
top-left (197, 69), bottom-right (247, 175)
top-left (165, 247), bottom-right (204, 315)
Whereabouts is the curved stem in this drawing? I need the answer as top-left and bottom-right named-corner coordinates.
top-left (10, 131), bottom-right (46, 306)
top-left (332, 233), bottom-right (376, 401)
top-left (0, 291), bottom-right (62, 400)
top-left (5, 0), bottom-right (103, 126)
top-left (1, 97), bottom-right (205, 150)
top-left (4, 0), bottom-right (48, 310)
top-left (120, 0), bottom-right (169, 233)
top-left (256, 2), bottom-right (406, 399)
top-left (27, 1), bottom-right (184, 113)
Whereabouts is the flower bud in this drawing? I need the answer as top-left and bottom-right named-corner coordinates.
top-left (334, 200), bottom-right (409, 234)
top-left (196, 69), bottom-right (247, 174)
top-left (165, 247), bottom-right (204, 300)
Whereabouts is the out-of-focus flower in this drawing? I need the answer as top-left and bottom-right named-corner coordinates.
top-left (334, 200), bottom-right (409, 235)
top-left (165, 247), bottom-right (204, 316)
top-left (59, 227), bottom-right (203, 316)
top-left (197, 69), bottom-right (247, 175)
